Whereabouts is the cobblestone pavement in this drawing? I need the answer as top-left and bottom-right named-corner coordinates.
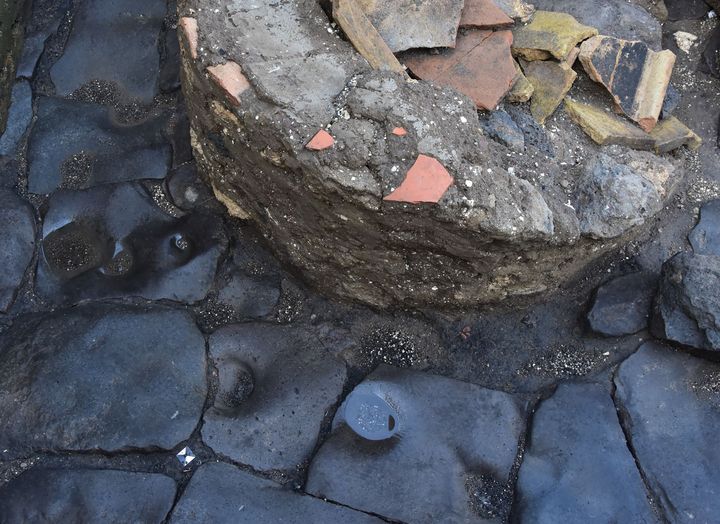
top-left (0, 1), bottom-right (719, 523)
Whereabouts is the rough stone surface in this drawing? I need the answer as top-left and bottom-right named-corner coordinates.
top-left (170, 462), bottom-right (380, 523)
top-left (515, 382), bottom-right (656, 522)
top-left (203, 324), bottom-right (348, 472)
top-left (0, 188), bottom-right (35, 312)
top-left (523, 59), bottom-right (577, 124)
top-left (652, 252), bottom-right (720, 352)
top-left (0, 306), bottom-right (207, 456)
top-left (0, 469), bottom-right (177, 523)
top-left (0, 79), bottom-right (31, 155)
top-left (702, 26), bottom-right (720, 79)
top-left (306, 365), bottom-right (525, 523)
top-left (615, 343), bottom-right (720, 523)
top-left (512, 11), bottom-right (598, 61)
top-left (588, 272), bottom-right (657, 336)
top-left (689, 199), bottom-right (720, 256)
top-left (479, 110), bottom-right (525, 151)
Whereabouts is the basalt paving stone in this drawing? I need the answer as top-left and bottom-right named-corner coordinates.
top-left (587, 272), bottom-right (657, 336)
top-left (50, 0), bottom-right (165, 103)
top-left (0, 305), bottom-right (207, 456)
top-left (170, 462), bottom-right (380, 523)
top-left (401, 30), bottom-right (517, 110)
top-left (165, 163), bottom-right (214, 211)
top-left (0, 80), bottom-right (32, 156)
top-left (0, 189), bottom-right (36, 312)
top-left (0, 468), bottom-right (176, 523)
top-left (306, 365), bottom-right (526, 523)
top-left (160, 28), bottom-right (181, 93)
top-left (514, 382), bottom-right (656, 523)
top-left (27, 97), bottom-right (171, 194)
top-left (533, 0), bottom-right (663, 50)
top-left (203, 324), bottom-right (347, 472)
top-left (689, 199), bottom-right (720, 256)
top-left (356, 0), bottom-right (465, 52)
top-left (615, 342), bottom-right (720, 523)
top-left (36, 182), bottom-right (227, 305)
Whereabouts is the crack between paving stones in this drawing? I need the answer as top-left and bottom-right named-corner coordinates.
top-left (304, 491), bottom-right (407, 524)
top-left (609, 364), bottom-right (671, 524)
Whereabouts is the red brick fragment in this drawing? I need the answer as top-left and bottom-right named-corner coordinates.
top-left (179, 17), bottom-right (199, 60)
top-left (206, 62), bottom-right (250, 106)
top-left (392, 127), bottom-right (408, 136)
top-left (306, 130), bottom-right (335, 151)
top-left (384, 154), bottom-right (454, 204)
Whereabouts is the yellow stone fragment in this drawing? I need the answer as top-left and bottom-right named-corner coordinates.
top-left (512, 11), bottom-right (598, 61)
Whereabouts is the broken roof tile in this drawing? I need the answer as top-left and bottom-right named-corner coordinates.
top-left (524, 60), bottom-right (577, 124)
top-left (356, 0), bottom-right (465, 52)
top-left (512, 11), bottom-right (598, 61)
top-left (179, 17), bottom-right (199, 60)
top-left (579, 35), bottom-right (675, 132)
top-left (564, 99), bottom-right (656, 150)
top-left (460, 0), bottom-right (514, 29)
top-left (384, 155), bottom-right (454, 204)
top-left (206, 62), bottom-right (250, 106)
top-left (649, 116), bottom-right (702, 153)
top-left (402, 30), bottom-right (517, 110)
top-left (306, 130), bottom-right (335, 151)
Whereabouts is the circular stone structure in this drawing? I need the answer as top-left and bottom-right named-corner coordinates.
top-left (177, 0), bottom-right (684, 308)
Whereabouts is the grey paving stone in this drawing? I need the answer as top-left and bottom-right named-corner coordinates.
top-left (27, 97), bottom-right (171, 194)
top-left (170, 462), bottom-right (380, 523)
top-left (0, 188), bottom-right (36, 312)
top-left (202, 324), bottom-right (347, 472)
top-left (36, 182), bottom-right (227, 305)
top-left (587, 272), bottom-right (657, 336)
top-left (0, 80), bottom-right (32, 155)
top-left (689, 199), bottom-right (720, 256)
top-left (515, 382), bottom-right (657, 523)
top-left (0, 468), bottom-right (176, 523)
top-left (50, 0), bottom-right (165, 102)
top-left (615, 342), bottom-right (720, 523)
top-left (0, 305), bottom-right (207, 456)
top-left (306, 365), bottom-right (526, 523)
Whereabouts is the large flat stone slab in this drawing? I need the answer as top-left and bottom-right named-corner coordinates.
top-left (202, 324), bottom-right (348, 472)
top-left (689, 199), bottom-right (720, 256)
top-left (170, 462), bottom-right (379, 523)
top-left (0, 80), bottom-right (31, 156)
top-left (515, 382), bottom-right (656, 522)
top-left (615, 343), bottom-right (720, 523)
top-left (0, 189), bottom-right (35, 312)
top-left (587, 272), bottom-right (657, 336)
top-left (0, 468), bottom-right (176, 523)
top-left (306, 365), bottom-right (525, 523)
top-left (0, 306), bottom-right (207, 456)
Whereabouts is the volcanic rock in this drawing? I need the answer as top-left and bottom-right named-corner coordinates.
top-left (512, 11), bottom-right (598, 61)
top-left (652, 252), bottom-right (720, 352)
top-left (522, 59), bottom-right (577, 124)
top-left (0, 189), bottom-right (36, 312)
top-left (689, 199), bottom-right (720, 256)
top-left (0, 80), bottom-right (31, 156)
top-left (702, 26), bottom-right (720, 79)
top-left (479, 110), bottom-right (525, 151)
top-left (587, 272), bottom-right (657, 336)
top-left (579, 36), bottom-right (676, 132)
top-left (665, 0), bottom-right (709, 20)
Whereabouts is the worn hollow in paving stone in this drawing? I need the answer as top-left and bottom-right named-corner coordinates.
top-left (202, 324), bottom-right (348, 472)
top-left (579, 36), bottom-right (676, 132)
top-left (36, 182), bottom-right (227, 305)
top-left (402, 30), bottom-right (517, 110)
top-left (652, 252), bottom-right (720, 352)
top-left (306, 365), bottom-right (525, 523)
top-left (689, 199), bottom-right (720, 256)
top-left (0, 468), bottom-right (177, 523)
top-left (0, 306), bottom-right (207, 456)
top-left (512, 10), bottom-right (598, 61)
top-left (515, 382), bottom-right (656, 522)
top-left (615, 343), bottom-right (720, 523)
top-left (587, 272), bottom-right (657, 336)
top-left (0, 189), bottom-right (35, 312)
top-left (522, 59), bottom-right (577, 124)
top-left (50, 0), bottom-right (165, 103)
top-left (170, 462), bottom-right (380, 523)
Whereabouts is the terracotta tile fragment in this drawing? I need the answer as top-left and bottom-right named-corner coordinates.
top-left (384, 155), bottom-right (454, 204)
top-left (564, 98), bottom-right (655, 150)
top-left (650, 117), bottom-right (702, 153)
top-left (564, 46), bottom-right (580, 68)
top-left (523, 60), bottom-right (577, 124)
top-left (392, 127), bottom-right (407, 136)
top-left (512, 11), bottom-right (598, 61)
top-left (402, 30), bottom-right (517, 110)
top-left (306, 130), bottom-right (335, 151)
top-left (179, 17), bottom-right (199, 60)
top-left (579, 35), bottom-right (675, 132)
top-left (206, 62), bottom-right (250, 106)
top-left (461, 0), bottom-right (514, 29)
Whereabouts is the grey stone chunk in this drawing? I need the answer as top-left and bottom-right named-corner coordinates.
top-left (215, 273), bottom-right (280, 318)
top-left (0, 189), bottom-right (35, 312)
top-left (27, 97), bottom-right (171, 194)
top-left (36, 182), bottom-right (227, 305)
top-left (50, 0), bottom-right (165, 102)
top-left (306, 365), bottom-right (525, 523)
top-left (203, 324), bottom-right (348, 472)
top-left (0, 468), bottom-right (176, 523)
top-left (615, 342), bottom-right (720, 523)
top-left (0, 306), bottom-right (207, 456)
top-left (652, 252), bottom-right (720, 351)
top-left (689, 199), bottom-right (720, 256)
top-left (170, 462), bottom-right (380, 523)
top-left (661, 85), bottom-right (681, 120)
top-left (0, 80), bottom-right (32, 155)
top-left (702, 26), bottom-right (720, 80)
top-left (665, 0), bottom-right (709, 20)
top-left (515, 382), bottom-right (656, 523)
top-left (479, 110), bottom-right (525, 152)
top-left (588, 272), bottom-right (657, 336)
top-left (504, 105), bottom-right (554, 156)
top-left (532, 0), bottom-right (662, 50)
